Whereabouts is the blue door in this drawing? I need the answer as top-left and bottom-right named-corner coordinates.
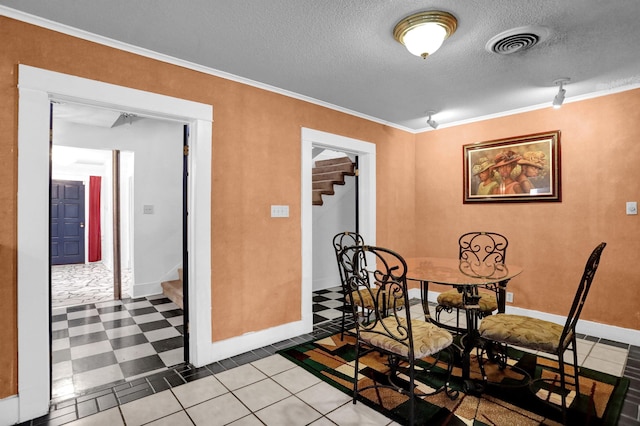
top-left (51, 180), bottom-right (86, 265)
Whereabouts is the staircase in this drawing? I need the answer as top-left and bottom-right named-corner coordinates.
top-left (161, 268), bottom-right (183, 309)
top-left (312, 156), bottom-right (355, 206)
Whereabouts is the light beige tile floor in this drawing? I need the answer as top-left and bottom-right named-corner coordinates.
top-left (64, 302), bottom-right (630, 426)
top-left (65, 354), bottom-right (397, 426)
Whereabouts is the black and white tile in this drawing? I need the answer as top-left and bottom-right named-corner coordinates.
top-left (51, 294), bottom-right (184, 400)
top-left (312, 286), bottom-right (348, 324)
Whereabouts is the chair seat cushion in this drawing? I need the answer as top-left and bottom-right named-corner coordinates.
top-left (478, 314), bottom-right (566, 353)
top-left (350, 287), bottom-right (406, 310)
top-left (360, 318), bottom-right (453, 359)
top-left (437, 289), bottom-right (498, 312)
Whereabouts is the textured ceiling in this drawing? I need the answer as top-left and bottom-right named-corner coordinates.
top-left (2, 1), bottom-right (640, 131)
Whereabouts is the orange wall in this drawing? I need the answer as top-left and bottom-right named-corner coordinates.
top-left (0, 17), bottom-right (416, 398)
top-left (415, 90), bottom-right (640, 329)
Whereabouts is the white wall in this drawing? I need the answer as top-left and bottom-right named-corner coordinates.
top-left (53, 118), bottom-right (183, 297)
top-left (311, 153), bottom-right (356, 291)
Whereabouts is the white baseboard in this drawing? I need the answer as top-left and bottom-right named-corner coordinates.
top-left (0, 395), bottom-right (18, 426)
top-left (131, 281), bottom-right (162, 298)
top-left (312, 277), bottom-right (340, 292)
top-left (409, 288), bottom-right (640, 347)
top-left (199, 320), bottom-right (312, 365)
top-left (132, 266), bottom-right (181, 299)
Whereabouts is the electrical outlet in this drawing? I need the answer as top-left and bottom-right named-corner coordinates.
top-left (626, 201), bottom-right (637, 215)
top-left (506, 292), bottom-right (514, 303)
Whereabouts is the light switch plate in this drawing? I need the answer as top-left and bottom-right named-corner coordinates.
top-left (271, 205), bottom-right (289, 217)
top-left (626, 201), bottom-right (637, 215)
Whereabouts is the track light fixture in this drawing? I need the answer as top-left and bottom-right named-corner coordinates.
top-left (119, 112), bottom-right (137, 125)
top-left (426, 112), bottom-right (438, 129)
top-left (552, 78), bottom-right (569, 109)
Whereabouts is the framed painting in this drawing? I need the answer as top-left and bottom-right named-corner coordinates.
top-left (463, 130), bottom-right (561, 203)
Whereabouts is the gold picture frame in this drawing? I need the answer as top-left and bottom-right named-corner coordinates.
top-left (463, 131), bottom-right (561, 203)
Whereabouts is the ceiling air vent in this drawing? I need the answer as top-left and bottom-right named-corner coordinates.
top-left (485, 26), bottom-right (550, 55)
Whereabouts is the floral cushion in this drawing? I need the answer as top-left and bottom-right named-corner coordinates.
top-left (478, 314), bottom-right (569, 354)
top-left (360, 317), bottom-right (453, 359)
top-left (349, 287), bottom-right (406, 311)
top-left (437, 289), bottom-right (498, 312)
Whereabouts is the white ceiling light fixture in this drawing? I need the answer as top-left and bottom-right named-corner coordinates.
top-left (426, 112), bottom-right (439, 129)
top-left (393, 11), bottom-right (458, 59)
top-left (552, 78), bottom-right (570, 109)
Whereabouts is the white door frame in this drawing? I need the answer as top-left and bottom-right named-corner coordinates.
top-left (11, 65), bottom-right (212, 423)
top-left (301, 128), bottom-right (376, 331)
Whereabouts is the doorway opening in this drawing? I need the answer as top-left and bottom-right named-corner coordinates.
top-left (16, 64), bottom-right (213, 422)
top-left (49, 103), bottom-right (188, 399)
top-left (301, 128), bottom-right (376, 335)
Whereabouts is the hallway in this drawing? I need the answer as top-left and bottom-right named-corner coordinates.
top-left (52, 262), bottom-right (132, 309)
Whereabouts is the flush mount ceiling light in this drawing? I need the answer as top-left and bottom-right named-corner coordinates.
top-left (393, 11), bottom-right (458, 59)
top-left (552, 78), bottom-right (570, 109)
top-left (426, 112), bottom-right (439, 129)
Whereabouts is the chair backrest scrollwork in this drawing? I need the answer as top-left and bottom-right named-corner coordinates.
top-left (339, 245), bottom-right (414, 355)
top-left (458, 232), bottom-right (508, 279)
top-left (333, 231), bottom-right (365, 290)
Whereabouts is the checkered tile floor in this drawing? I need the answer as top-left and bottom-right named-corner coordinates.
top-left (51, 294), bottom-right (185, 400)
top-left (312, 286), bottom-right (348, 325)
top-left (49, 287), bottom-right (346, 403)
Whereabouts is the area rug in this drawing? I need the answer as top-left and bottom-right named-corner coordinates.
top-left (279, 334), bottom-right (629, 425)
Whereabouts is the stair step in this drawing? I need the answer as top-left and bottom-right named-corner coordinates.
top-left (312, 162), bottom-right (355, 175)
top-left (161, 278), bottom-right (183, 309)
top-left (314, 156), bottom-right (353, 167)
top-left (312, 181), bottom-right (335, 191)
top-left (312, 190), bottom-right (324, 205)
top-left (311, 156), bottom-right (355, 206)
top-left (312, 171), bottom-right (347, 183)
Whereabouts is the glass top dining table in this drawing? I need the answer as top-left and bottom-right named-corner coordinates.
top-left (404, 257), bottom-right (523, 380)
top-left (405, 257), bottom-right (523, 287)
top-left (405, 257), bottom-right (523, 312)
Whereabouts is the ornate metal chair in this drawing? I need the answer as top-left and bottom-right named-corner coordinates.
top-left (332, 231), bottom-right (405, 339)
top-left (478, 242), bottom-right (606, 424)
top-left (339, 245), bottom-right (458, 426)
top-left (435, 232), bottom-right (508, 332)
